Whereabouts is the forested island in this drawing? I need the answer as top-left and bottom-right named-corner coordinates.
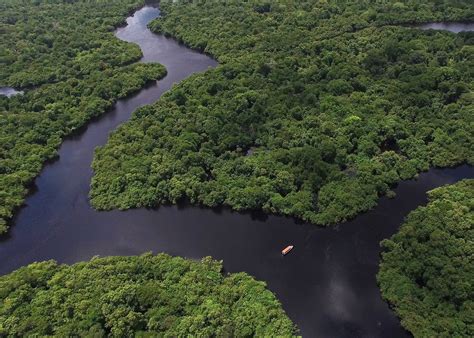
top-left (0, 0), bottom-right (473, 336)
top-left (91, 0), bottom-right (473, 226)
top-left (0, 0), bottom-right (166, 233)
top-left (0, 253), bottom-right (296, 336)
top-left (378, 179), bottom-right (473, 337)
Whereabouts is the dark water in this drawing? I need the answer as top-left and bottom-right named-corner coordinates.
top-left (0, 87), bottom-right (23, 97)
top-left (416, 22), bottom-right (474, 33)
top-left (1, 6), bottom-right (473, 337)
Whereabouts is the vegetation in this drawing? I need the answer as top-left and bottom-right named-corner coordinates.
top-left (378, 179), bottom-right (473, 337)
top-left (0, 0), bottom-right (167, 233)
top-left (91, 0), bottom-right (474, 225)
top-left (0, 253), bottom-right (296, 336)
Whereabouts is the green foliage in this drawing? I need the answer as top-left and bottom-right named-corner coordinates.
top-left (378, 179), bottom-right (474, 337)
top-left (90, 0), bottom-right (474, 226)
top-left (0, 0), bottom-right (167, 233)
top-left (0, 253), bottom-right (297, 336)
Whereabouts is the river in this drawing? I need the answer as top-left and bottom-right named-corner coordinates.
top-left (0, 87), bottom-right (23, 97)
top-left (416, 22), bottom-right (474, 33)
top-left (1, 5), bottom-right (473, 337)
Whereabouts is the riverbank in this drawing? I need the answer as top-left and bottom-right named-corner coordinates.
top-left (1, 4), bottom-right (472, 337)
top-left (0, 0), bottom-right (167, 234)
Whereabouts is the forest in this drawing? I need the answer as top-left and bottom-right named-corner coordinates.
top-left (0, 253), bottom-right (296, 336)
top-left (90, 0), bottom-right (473, 226)
top-left (377, 179), bottom-right (473, 337)
top-left (0, 0), bottom-right (167, 233)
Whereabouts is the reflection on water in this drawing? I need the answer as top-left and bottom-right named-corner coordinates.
top-left (0, 87), bottom-right (23, 97)
top-left (0, 5), bottom-right (473, 338)
top-left (415, 22), bottom-right (474, 33)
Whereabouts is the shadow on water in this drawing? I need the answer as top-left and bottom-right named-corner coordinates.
top-left (1, 5), bottom-right (473, 337)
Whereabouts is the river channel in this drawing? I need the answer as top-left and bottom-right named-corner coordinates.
top-left (1, 5), bottom-right (473, 337)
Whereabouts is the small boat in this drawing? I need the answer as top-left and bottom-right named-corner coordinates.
top-left (281, 245), bottom-right (294, 255)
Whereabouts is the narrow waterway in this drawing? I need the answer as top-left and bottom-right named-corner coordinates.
top-left (0, 87), bottom-right (23, 97)
top-left (1, 6), bottom-right (473, 337)
top-left (415, 22), bottom-right (474, 33)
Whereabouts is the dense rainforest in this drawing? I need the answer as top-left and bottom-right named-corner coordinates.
top-left (377, 179), bottom-right (473, 337)
top-left (0, 253), bottom-right (296, 336)
top-left (90, 0), bottom-right (474, 226)
top-left (0, 0), bottom-right (167, 233)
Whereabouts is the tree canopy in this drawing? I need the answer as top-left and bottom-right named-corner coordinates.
top-left (0, 0), bottom-right (167, 233)
top-left (0, 253), bottom-right (297, 336)
top-left (378, 179), bottom-right (474, 337)
top-left (90, 0), bottom-right (473, 226)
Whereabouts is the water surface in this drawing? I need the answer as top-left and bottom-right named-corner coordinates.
top-left (415, 22), bottom-right (474, 33)
top-left (0, 87), bottom-right (23, 97)
top-left (1, 7), bottom-right (472, 337)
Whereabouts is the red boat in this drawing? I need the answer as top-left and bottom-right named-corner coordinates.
top-left (282, 245), bottom-right (294, 255)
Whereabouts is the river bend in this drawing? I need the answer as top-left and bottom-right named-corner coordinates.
top-left (1, 6), bottom-right (473, 337)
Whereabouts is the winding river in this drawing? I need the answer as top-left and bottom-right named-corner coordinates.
top-left (1, 5), bottom-right (473, 337)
